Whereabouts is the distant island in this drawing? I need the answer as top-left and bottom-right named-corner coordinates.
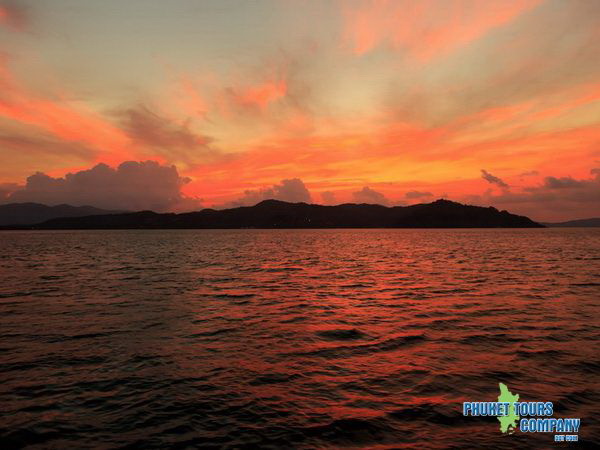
top-left (0, 203), bottom-right (125, 227)
top-left (543, 218), bottom-right (600, 227)
top-left (1, 199), bottom-right (545, 229)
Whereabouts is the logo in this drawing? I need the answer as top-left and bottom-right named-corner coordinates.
top-left (462, 383), bottom-right (581, 442)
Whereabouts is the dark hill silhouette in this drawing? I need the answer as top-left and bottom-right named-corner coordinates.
top-left (0, 203), bottom-right (125, 226)
top-left (543, 218), bottom-right (600, 227)
top-left (26, 199), bottom-right (543, 229)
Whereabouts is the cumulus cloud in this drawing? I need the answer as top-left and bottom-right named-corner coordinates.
top-left (405, 190), bottom-right (433, 199)
top-left (352, 186), bottom-right (389, 205)
top-left (6, 161), bottom-right (201, 212)
top-left (481, 169), bottom-right (508, 188)
top-left (321, 191), bottom-right (337, 205)
top-left (224, 178), bottom-right (311, 208)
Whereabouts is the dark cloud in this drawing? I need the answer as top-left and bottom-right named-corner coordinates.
top-left (405, 190), bottom-right (433, 199)
top-left (0, 1), bottom-right (28, 31)
top-left (352, 186), bottom-right (389, 205)
top-left (6, 161), bottom-right (201, 212)
top-left (465, 169), bottom-right (600, 221)
top-left (520, 170), bottom-right (539, 177)
top-left (223, 178), bottom-right (311, 208)
top-left (321, 191), bottom-right (337, 205)
top-left (543, 176), bottom-right (588, 189)
top-left (0, 132), bottom-right (93, 160)
top-left (481, 169), bottom-right (508, 188)
top-left (119, 106), bottom-right (216, 165)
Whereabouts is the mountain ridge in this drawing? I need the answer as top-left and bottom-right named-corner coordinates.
top-left (543, 218), bottom-right (600, 227)
top-left (0, 202), bottom-right (125, 226)
top-left (3, 198), bottom-right (545, 229)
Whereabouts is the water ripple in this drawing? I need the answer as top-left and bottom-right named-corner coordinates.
top-left (0, 228), bottom-right (599, 448)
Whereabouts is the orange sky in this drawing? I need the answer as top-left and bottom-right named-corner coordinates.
top-left (0, 0), bottom-right (599, 221)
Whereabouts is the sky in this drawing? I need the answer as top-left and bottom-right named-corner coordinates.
top-left (0, 0), bottom-right (599, 221)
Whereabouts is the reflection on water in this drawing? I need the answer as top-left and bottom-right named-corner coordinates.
top-left (0, 229), bottom-right (599, 448)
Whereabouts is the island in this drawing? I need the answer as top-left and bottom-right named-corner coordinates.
top-left (3, 199), bottom-right (545, 229)
top-left (0, 203), bottom-right (124, 226)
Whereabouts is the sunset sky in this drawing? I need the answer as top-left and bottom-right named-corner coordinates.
top-left (0, 0), bottom-right (599, 221)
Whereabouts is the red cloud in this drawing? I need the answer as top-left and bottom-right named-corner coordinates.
top-left (171, 60), bottom-right (291, 122)
top-left (342, 0), bottom-right (542, 61)
top-left (178, 76), bottom-right (208, 117)
top-left (0, 59), bottom-right (135, 164)
top-left (236, 79), bottom-right (287, 110)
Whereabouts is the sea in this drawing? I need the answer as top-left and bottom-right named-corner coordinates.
top-left (0, 229), bottom-right (599, 449)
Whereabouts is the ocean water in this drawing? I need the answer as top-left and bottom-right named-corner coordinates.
top-left (0, 229), bottom-right (598, 449)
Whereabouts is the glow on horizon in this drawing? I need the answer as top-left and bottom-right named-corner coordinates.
top-left (0, 0), bottom-right (599, 221)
